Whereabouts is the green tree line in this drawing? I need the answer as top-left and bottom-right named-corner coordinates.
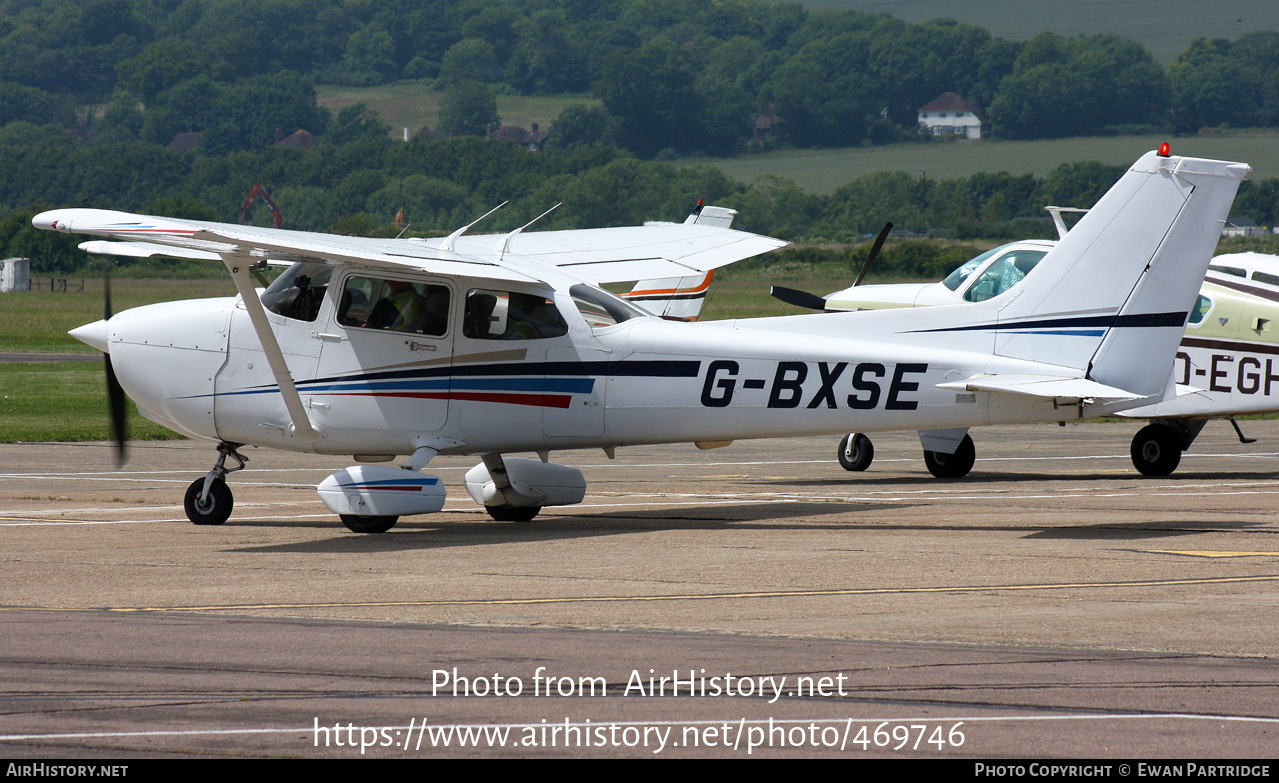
top-left (5, 134), bottom-right (1278, 275)
top-left (1, 0), bottom-right (1278, 158)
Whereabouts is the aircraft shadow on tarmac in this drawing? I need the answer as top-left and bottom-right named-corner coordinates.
top-left (760, 468), bottom-right (1279, 488)
top-left (1021, 518), bottom-right (1271, 540)
top-left (224, 501), bottom-right (909, 554)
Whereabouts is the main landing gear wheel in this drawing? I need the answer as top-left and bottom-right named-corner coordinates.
top-left (837, 433), bottom-right (874, 471)
top-left (1130, 423), bottom-right (1182, 476)
top-left (923, 434), bottom-right (976, 479)
top-left (486, 505), bottom-right (541, 522)
top-left (183, 477), bottom-right (233, 525)
top-left (340, 514), bottom-right (399, 533)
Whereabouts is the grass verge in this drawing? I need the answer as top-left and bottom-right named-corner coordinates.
top-left (0, 362), bottom-right (182, 443)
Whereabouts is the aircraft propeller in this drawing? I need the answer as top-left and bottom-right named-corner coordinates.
top-left (101, 266), bottom-right (128, 465)
top-left (769, 222), bottom-right (893, 311)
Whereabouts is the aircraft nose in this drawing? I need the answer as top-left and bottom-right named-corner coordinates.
top-left (69, 319), bottom-right (110, 353)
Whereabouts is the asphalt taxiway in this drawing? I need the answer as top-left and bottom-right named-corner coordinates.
top-left (1, 421), bottom-right (1277, 757)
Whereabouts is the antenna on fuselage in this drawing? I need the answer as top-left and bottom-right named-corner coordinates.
top-left (441, 201), bottom-right (508, 252)
top-left (495, 203), bottom-right (561, 261)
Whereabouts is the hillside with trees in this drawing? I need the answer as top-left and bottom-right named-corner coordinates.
top-left (3, 0), bottom-right (1278, 153)
top-left (1, 0), bottom-right (1278, 273)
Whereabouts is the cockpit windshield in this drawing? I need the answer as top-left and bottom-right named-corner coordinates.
top-left (941, 244), bottom-right (1008, 291)
top-left (259, 261), bottom-right (332, 322)
top-left (940, 243), bottom-right (1049, 302)
top-left (961, 248), bottom-right (1049, 302)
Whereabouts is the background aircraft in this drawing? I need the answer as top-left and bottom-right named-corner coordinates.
top-left (36, 150), bottom-right (1247, 531)
top-left (782, 236), bottom-right (1279, 477)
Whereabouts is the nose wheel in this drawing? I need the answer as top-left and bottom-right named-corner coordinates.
top-left (183, 443), bottom-right (246, 525)
top-left (184, 477), bottom-right (233, 525)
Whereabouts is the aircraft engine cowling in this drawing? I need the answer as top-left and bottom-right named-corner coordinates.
top-left (464, 458), bottom-right (586, 508)
top-left (317, 465), bottom-right (446, 517)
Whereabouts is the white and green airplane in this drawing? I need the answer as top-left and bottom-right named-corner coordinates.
top-left (782, 221), bottom-right (1279, 477)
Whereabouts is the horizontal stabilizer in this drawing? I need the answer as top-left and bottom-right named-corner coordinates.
top-left (683, 205), bottom-right (738, 228)
top-left (937, 374), bottom-right (1145, 403)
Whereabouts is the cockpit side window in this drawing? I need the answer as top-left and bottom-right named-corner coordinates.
top-left (260, 261), bottom-right (332, 322)
top-left (1187, 293), bottom-right (1213, 326)
top-left (337, 276), bottom-right (450, 335)
top-left (463, 289), bottom-right (569, 340)
top-left (962, 250), bottom-right (1048, 303)
top-left (1208, 265), bottom-right (1246, 278)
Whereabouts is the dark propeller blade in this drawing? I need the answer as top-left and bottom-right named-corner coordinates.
top-left (851, 222), bottom-right (892, 288)
top-left (102, 268), bottom-right (127, 465)
top-left (769, 285), bottom-right (829, 311)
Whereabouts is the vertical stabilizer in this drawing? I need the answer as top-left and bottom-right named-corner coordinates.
top-left (991, 151), bottom-right (1248, 397)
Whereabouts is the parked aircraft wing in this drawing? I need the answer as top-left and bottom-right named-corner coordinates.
top-left (446, 223), bottom-right (788, 284)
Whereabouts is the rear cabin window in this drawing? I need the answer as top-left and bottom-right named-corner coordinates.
top-left (569, 284), bottom-right (648, 328)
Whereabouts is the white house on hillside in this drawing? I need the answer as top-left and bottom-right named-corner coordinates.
top-left (918, 93), bottom-right (986, 139)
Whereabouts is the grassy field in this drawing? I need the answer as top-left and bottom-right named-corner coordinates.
top-left (315, 83), bottom-right (598, 137)
top-left (803, 0), bottom-right (1279, 64)
top-left (687, 132), bottom-right (1279, 194)
top-left (0, 362), bottom-right (181, 442)
top-left (0, 278), bottom-right (238, 354)
top-left (0, 279), bottom-right (238, 442)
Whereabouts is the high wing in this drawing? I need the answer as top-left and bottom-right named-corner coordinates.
top-left (36, 208), bottom-right (787, 286)
top-left (442, 224), bottom-right (784, 284)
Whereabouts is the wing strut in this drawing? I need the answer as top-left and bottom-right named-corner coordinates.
top-left (223, 255), bottom-right (322, 443)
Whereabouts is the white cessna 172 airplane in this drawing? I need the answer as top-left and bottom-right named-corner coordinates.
top-left (35, 149), bottom-right (1247, 532)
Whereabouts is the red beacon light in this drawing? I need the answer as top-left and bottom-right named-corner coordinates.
top-left (1157, 142), bottom-right (1171, 157)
